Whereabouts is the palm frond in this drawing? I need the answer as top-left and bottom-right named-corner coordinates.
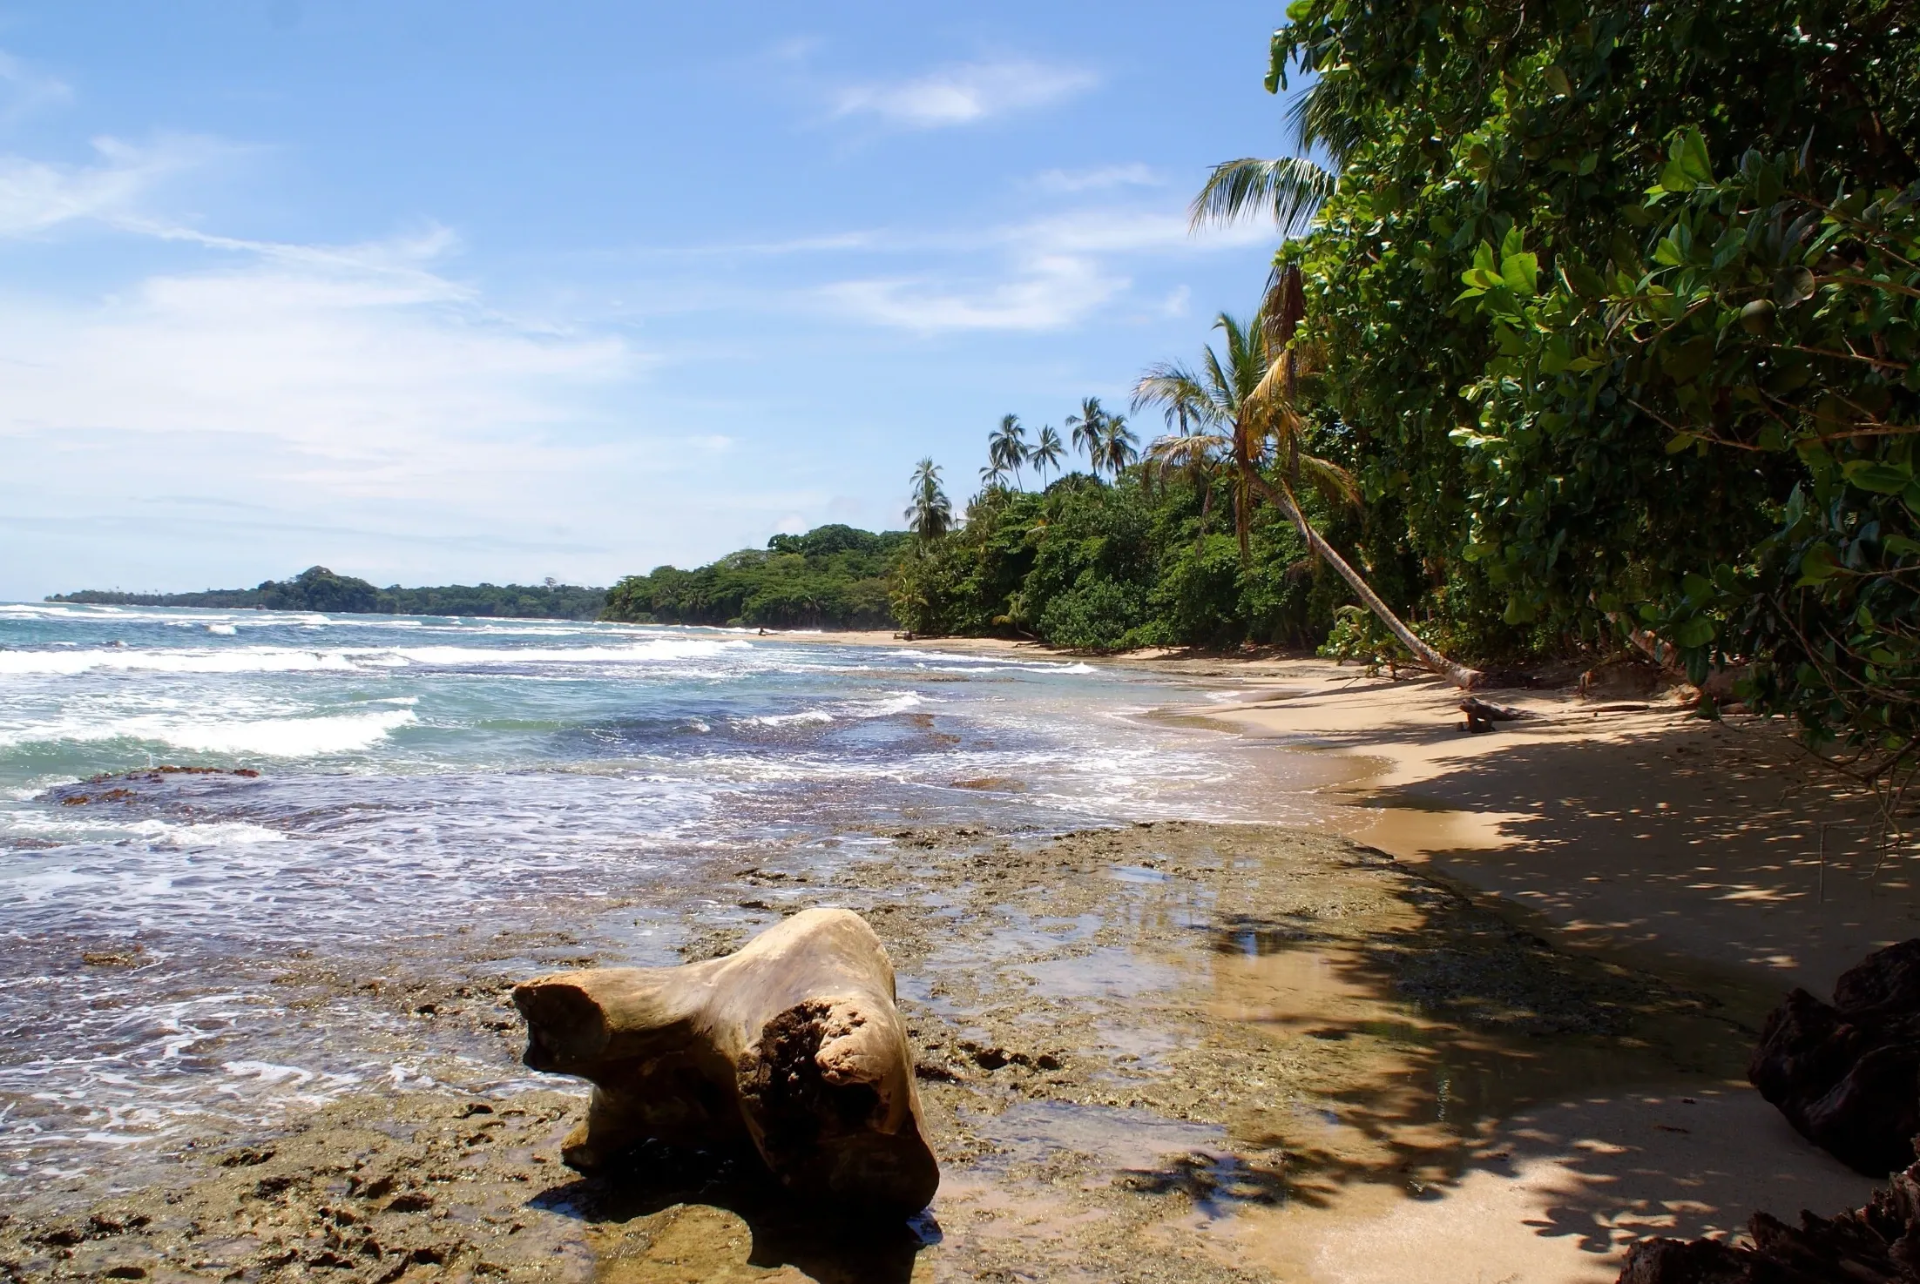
top-left (1296, 454), bottom-right (1360, 510)
top-left (1188, 156), bottom-right (1337, 239)
top-left (1285, 84), bottom-right (1364, 170)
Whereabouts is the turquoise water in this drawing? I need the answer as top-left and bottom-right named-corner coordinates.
top-left (0, 603), bottom-right (1328, 1187)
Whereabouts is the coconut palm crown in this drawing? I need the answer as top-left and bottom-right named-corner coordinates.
top-left (904, 458), bottom-right (953, 541)
top-left (1031, 425), bottom-right (1065, 486)
top-left (987, 414), bottom-right (1030, 489)
top-left (1064, 397), bottom-right (1105, 470)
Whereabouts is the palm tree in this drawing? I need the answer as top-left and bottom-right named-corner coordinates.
top-left (1096, 414), bottom-right (1139, 479)
top-left (987, 414), bottom-right (1030, 489)
top-left (1133, 305), bottom-right (1481, 689)
top-left (1064, 397), bottom-right (1105, 472)
top-left (978, 462), bottom-right (1009, 493)
top-left (1031, 425), bottom-right (1065, 486)
top-left (904, 458), bottom-right (952, 540)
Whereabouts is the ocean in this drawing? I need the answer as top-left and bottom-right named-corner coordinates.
top-left (0, 603), bottom-right (1337, 1193)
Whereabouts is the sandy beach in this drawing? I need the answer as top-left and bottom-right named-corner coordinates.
top-left (3, 633), bottom-right (1908, 1283)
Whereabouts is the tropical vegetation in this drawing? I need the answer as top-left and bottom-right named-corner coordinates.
top-left (601, 525), bottom-right (909, 629)
top-left (884, 0), bottom-right (1920, 782)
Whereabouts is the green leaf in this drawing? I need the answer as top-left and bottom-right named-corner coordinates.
top-left (1668, 125), bottom-right (1713, 187)
top-left (1774, 266), bottom-right (1816, 307)
top-left (1501, 226), bottom-right (1526, 260)
top-left (1673, 616), bottom-right (1715, 648)
top-left (1543, 64), bottom-right (1572, 97)
top-left (1500, 252), bottom-right (1539, 296)
top-left (1563, 263), bottom-right (1606, 296)
top-left (1797, 544), bottom-right (1840, 585)
top-left (1843, 460), bottom-right (1913, 494)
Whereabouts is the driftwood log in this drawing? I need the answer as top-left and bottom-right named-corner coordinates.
top-left (513, 908), bottom-right (939, 1217)
top-left (1749, 939), bottom-right (1920, 1177)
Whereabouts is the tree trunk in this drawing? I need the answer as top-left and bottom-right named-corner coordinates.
top-left (1257, 474), bottom-right (1484, 690)
top-left (512, 908), bottom-right (939, 1218)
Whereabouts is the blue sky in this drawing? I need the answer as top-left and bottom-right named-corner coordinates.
top-left (0, 1), bottom-right (1293, 598)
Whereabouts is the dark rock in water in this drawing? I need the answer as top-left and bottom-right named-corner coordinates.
top-left (1749, 939), bottom-right (1920, 1177)
top-left (40, 765), bottom-right (264, 809)
top-left (1616, 1154), bottom-right (1920, 1282)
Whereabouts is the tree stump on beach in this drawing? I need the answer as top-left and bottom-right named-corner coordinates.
top-left (512, 907), bottom-right (939, 1218)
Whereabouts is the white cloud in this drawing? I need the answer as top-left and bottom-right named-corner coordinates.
top-left (833, 59), bottom-right (1096, 128)
top-left (0, 230), bottom-right (642, 498)
top-left (819, 252), bottom-right (1124, 332)
top-left (1030, 163), bottom-right (1161, 194)
top-left (809, 206), bottom-right (1270, 332)
top-left (0, 48), bottom-right (73, 123)
top-left (0, 133), bottom-right (225, 237)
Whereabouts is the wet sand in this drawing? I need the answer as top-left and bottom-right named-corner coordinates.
top-left (2, 644), bottom-right (1905, 1282)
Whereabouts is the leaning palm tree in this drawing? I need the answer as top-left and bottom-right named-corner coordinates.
top-left (1064, 397), bottom-right (1105, 474)
top-left (1031, 425), bottom-right (1065, 486)
top-left (987, 414), bottom-right (1030, 489)
top-left (1133, 306), bottom-right (1480, 689)
top-left (904, 458), bottom-right (952, 541)
top-left (1095, 414), bottom-right (1139, 479)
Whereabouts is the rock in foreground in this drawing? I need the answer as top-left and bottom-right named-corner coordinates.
top-left (513, 907), bottom-right (939, 1218)
top-left (1617, 1153), bottom-right (1920, 1282)
top-left (1748, 939), bottom-right (1920, 1176)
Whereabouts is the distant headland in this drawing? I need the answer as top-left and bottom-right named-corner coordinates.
top-left (49, 565), bottom-right (609, 621)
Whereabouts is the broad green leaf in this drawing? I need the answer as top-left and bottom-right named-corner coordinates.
top-left (1797, 544), bottom-right (1840, 585)
top-left (1774, 266), bottom-right (1816, 307)
top-left (1843, 460), bottom-right (1913, 494)
top-left (1673, 617), bottom-right (1715, 648)
top-left (1501, 252), bottom-right (1539, 295)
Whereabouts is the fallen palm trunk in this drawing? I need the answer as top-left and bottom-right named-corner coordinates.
top-left (513, 907), bottom-right (939, 1217)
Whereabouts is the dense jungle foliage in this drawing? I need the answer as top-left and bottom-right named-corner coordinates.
top-left (1257, 0), bottom-right (1920, 771)
top-left (891, 470), bottom-right (1377, 650)
top-left (600, 525), bottom-right (908, 628)
top-left (53, 566), bottom-right (608, 619)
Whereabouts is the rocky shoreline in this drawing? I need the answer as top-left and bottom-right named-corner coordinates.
top-left (0, 818), bottom-right (1791, 1282)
